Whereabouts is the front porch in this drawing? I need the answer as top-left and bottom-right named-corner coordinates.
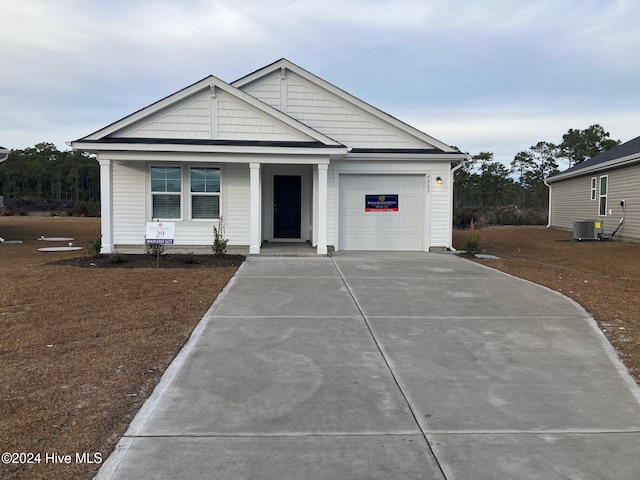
top-left (249, 161), bottom-right (329, 255)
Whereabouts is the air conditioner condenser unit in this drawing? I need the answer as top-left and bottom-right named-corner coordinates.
top-left (573, 220), bottom-right (604, 241)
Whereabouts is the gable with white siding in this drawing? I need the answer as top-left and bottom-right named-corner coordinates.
top-left (111, 85), bottom-right (318, 143)
top-left (235, 60), bottom-right (450, 151)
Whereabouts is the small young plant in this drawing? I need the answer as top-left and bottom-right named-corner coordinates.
top-left (145, 242), bottom-right (165, 268)
top-left (465, 219), bottom-right (482, 254)
top-left (145, 243), bottom-right (165, 256)
top-left (87, 232), bottom-right (102, 257)
top-left (213, 217), bottom-right (229, 255)
top-left (465, 232), bottom-right (482, 254)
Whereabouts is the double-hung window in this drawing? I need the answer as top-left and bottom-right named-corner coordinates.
top-left (151, 167), bottom-right (181, 219)
top-left (590, 177), bottom-right (597, 201)
top-left (190, 167), bottom-right (220, 219)
top-left (598, 175), bottom-right (608, 216)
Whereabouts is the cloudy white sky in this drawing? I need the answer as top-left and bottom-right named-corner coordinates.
top-left (1, 0), bottom-right (638, 168)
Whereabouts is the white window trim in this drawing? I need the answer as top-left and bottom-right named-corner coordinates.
top-left (189, 166), bottom-right (221, 221)
top-left (598, 175), bottom-right (608, 217)
top-left (150, 165), bottom-right (183, 221)
top-left (149, 164), bottom-right (223, 222)
top-left (590, 177), bottom-right (597, 201)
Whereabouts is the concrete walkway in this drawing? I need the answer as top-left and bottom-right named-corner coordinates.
top-left (95, 252), bottom-right (640, 479)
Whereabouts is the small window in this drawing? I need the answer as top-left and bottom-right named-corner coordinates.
top-left (598, 175), bottom-right (608, 216)
top-left (151, 167), bottom-right (181, 219)
top-left (190, 167), bottom-right (220, 219)
top-left (590, 177), bottom-right (597, 201)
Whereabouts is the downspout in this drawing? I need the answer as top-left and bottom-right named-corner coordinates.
top-left (448, 157), bottom-right (467, 251)
top-left (544, 179), bottom-right (552, 228)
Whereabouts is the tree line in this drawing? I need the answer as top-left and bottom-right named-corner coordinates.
top-left (453, 124), bottom-right (619, 227)
top-left (0, 142), bottom-right (100, 214)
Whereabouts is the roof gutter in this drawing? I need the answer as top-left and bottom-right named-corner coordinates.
top-left (544, 178), bottom-right (552, 227)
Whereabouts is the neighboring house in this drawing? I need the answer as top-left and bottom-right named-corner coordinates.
top-left (0, 145), bottom-right (8, 163)
top-left (72, 59), bottom-right (467, 254)
top-left (546, 135), bottom-right (640, 241)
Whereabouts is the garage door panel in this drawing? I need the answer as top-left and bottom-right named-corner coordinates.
top-left (339, 174), bottom-right (425, 251)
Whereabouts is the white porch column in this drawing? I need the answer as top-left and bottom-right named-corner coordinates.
top-left (98, 158), bottom-right (113, 254)
top-left (317, 164), bottom-right (328, 255)
top-left (249, 162), bottom-right (261, 254)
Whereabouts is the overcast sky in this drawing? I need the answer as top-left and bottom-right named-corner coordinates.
top-left (1, 0), bottom-right (638, 169)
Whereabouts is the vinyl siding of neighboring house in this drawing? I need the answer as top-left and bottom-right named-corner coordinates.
top-left (549, 164), bottom-right (640, 241)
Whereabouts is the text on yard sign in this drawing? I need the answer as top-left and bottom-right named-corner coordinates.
top-left (145, 222), bottom-right (175, 244)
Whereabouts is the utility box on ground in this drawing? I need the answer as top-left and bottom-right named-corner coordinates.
top-left (573, 219), bottom-right (603, 241)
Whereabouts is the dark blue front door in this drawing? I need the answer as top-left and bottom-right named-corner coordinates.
top-left (274, 175), bottom-right (301, 238)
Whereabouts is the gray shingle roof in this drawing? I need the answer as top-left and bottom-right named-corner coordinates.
top-left (547, 135), bottom-right (640, 181)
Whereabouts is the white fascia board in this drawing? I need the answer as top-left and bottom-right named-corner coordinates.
top-left (546, 154), bottom-right (640, 183)
top-left (234, 59), bottom-right (457, 152)
top-left (345, 152), bottom-right (468, 162)
top-left (71, 141), bottom-right (347, 157)
top-left (94, 150), bottom-right (334, 165)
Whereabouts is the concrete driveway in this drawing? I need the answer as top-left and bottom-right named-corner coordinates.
top-left (96, 252), bottom-right (640, 479)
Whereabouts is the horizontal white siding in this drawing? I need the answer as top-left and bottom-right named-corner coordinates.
top-left (217, 91), bottom-right (298, 141)
top-left (123, 92), bottom-right (211, 139)
top-left (428, 164), bottom-right (452, 248)
top-left (112, 161), bottom-right (146, 245)
top-left (551, 165), bottom-right (640, 241)
top-left (111, 161), bottom-right (251, 248)
top-left (244, 74), bottom-right (280, 109)
top-left (224, 163), bottom-right (251, 245)
top-left (285, 73), bottom-right (424, 149)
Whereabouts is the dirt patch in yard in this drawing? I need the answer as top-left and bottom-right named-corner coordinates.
top-left (0, 216), bottom-right (240, 480)
top-left (453, 225), bottom-right (640, 384)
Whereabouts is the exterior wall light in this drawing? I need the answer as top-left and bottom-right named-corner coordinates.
top-left (435, 177), bottom-right (443, 185)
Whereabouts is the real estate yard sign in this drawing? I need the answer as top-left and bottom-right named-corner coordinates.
top-left (145, 222), bottom-right (175, 244)
top-left (365, 194), bottom-right (399, 212)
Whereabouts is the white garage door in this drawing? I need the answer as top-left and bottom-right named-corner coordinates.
top-left (339, 174), bottom-right (425, 250)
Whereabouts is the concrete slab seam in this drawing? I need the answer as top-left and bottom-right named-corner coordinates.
top-left (329, 256), bottom-right (449, 480)
top-left (423, 428), bottom-right (640, 435)
top-left (365, 315), bottom-right (581, 320)
top-left (122, 264), bottom-right (244, 437)
top-left (126, 432), bottom-right (423, 438)
top-left (235, 276), bottom-right (340, 279)
top-left (91, 437), bottom-right (134, 480)
top-left (467, 259), bottom-right (640, 404)
top-left (207, 315), bottom-right (364, 319)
